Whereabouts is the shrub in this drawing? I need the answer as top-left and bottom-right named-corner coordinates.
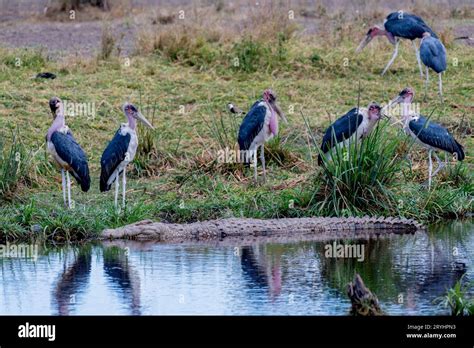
top-left (0, 130), bottom-right (32, 201)
top-left (308, 118), bottom-right (404, 216)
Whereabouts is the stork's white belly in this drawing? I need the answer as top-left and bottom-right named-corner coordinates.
top-left (249, 102), bottom-right (274, 150)
top-left (47, 141), bottom-right (69, 169)
top-left (47, 126), bottom-right (71, 169)
top-left (107, 124), bottom-right (138, 186)
top-left (325, 108), bottom-right (377, 159)
top-left (337, 111), bottom-right (372, 149)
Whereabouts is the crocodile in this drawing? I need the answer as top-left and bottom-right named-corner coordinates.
top-left (101, 216), bottom-right (424, 243)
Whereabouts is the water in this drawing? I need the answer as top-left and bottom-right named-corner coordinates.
top-left (0, 221), bottom-right (472, 315)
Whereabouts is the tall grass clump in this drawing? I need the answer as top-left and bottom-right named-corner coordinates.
top-left (132, 98), bottom-right (178, 178)
top-left (132, 99), bottom-right (161, 177)
top-left (0, 130), bottom-right (31, 201)
top-left (208, 110), bottom-right (241, 151)
top-left (307, 118), bottom-right (404, 216)
top-left (200, 110), bottom-right (243, 175)
top-left (3, 49), bottom-right (46, 70)
top-left (231, 38), bottom-right (270, 73)
top-left (231, 33), bottom-right (291, 73)
top-left (137, 24), bottom-right (219, 69)
top-left (98, 23), bottom-right (116, 60)
top-left (435, 275), bottom-right (474, 316)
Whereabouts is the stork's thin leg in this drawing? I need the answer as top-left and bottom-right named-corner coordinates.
top-left (122, 166), bottom-right (127, 208)
top-left (61, 169), bottom-right (67, 208)
top-left (431, 152), bottom-right (446, 178)
top-left (428, 149), bottom-right (433, 190)
top-left (253, 149), bottom-right (258, 183)
top-left (424, 66), bottom-right (429, 96)
top-left (423, 66), bottom-right (429, 101)
top-left (438, 73), bottom-right (444, 103)
top-left (66, 171), bottom-right (72, 209)
top-left (114, 172), bottom-right (120, 209)
top-left (412, 40), bottom-right (424, 78)
top-left (260, 145), bottom-right (266, 183)
top-left (381, 39), bottom-right (399, 76)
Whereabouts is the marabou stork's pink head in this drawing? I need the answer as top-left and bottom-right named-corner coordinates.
top-left (123, 102), bottom-right (155, 129)
top-left (49, 97), bottom-right (63, 118)
top-left (356, 25), bottom-right (382, 52)
top-left (356, 25), bottom-right (395, 52)
top-left (367, 103), bottom-right (382, 121)
top-left (393, 87), bottom-right (415, 105)
top-left (262, 89), bottom-right (288, 124)
top-left (384, 87), bottom-right (415, 123)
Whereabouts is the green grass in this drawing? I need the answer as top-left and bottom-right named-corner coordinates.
top-left (0, 129), bottom-right (32, 201)
top-left (0, 13), bottom-right (472, 243)
top-left (310, 119), bottom-right (403, 216)
top-left (435, 275), bottom-right (474, 316)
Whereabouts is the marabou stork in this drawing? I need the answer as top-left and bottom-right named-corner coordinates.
top-left (46, 97), bottom-right (90, 208)
top-left (238, 89), bottom-right (287, 183)
top-left (100, 103), bottom-right (154, 208)
top-left (318, 103), bottom-right (383, 165)
top-left (420, 32), bottom-right (447, 101)
top-left (388, 88), bottom-right (464, 188)
top-left (356, 11), bottom-right (438, 77)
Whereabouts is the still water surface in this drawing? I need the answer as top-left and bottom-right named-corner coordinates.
top-left (0, 221), bottom-right (472, 315)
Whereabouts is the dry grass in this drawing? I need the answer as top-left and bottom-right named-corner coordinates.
top-left (98, 23), bottom-right (116, 60)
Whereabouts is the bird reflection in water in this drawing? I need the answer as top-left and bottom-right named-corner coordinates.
top-left (240, 246), bottom-right (283, 301)
top-left (52, 246), bottom-right (141, 315)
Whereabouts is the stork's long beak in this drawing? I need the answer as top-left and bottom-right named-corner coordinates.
top-left (382, 96), bottom-right (406, 125)
top-left (136, 112), bottom-right (154, 129)
top-left (390, 118), bottom-right (404, 127)
top-left (382, 95), bottom-right (403, 114)
top-left (356, 35), bottom-right (372, 53)
top-left (274, 103), bottom-right (288, 124)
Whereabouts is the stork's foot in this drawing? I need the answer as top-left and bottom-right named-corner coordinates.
top-left (252, 179), bottom-right (263, 187)
top-left (420, 180), bottom-right (434, 190)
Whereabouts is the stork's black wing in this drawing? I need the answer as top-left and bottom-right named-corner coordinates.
top-left (100, 128), bottom-right (131, 192)
top-left (51, 131), bottom-right (91, 192)
top-left (238, 101), bottom-right (267, 151)
top-left (318, 108), bottom-right (363, 164)
top-left (385, 12), bottom-right (438, 40)
top-left (420, 37), bottom-right (447, 73)
top-left (409, 116), bottom-right (464, 160)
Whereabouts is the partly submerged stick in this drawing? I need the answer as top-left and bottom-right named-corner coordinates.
top-left (347, 273), bottom-right (384, 316)
top-left (101, 216), bottom-right (424, 243)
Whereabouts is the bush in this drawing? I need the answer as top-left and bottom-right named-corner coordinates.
top-left (436, 275), bottom-right (474, 316)
top-left (231, 34), bottom-right (290, 73)
top-left (0, 130), bottom-right (32, 201)
top-left (98, 24), bottom-right (116, 60)
top-left (309, 119), bottom-right (404, 216)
